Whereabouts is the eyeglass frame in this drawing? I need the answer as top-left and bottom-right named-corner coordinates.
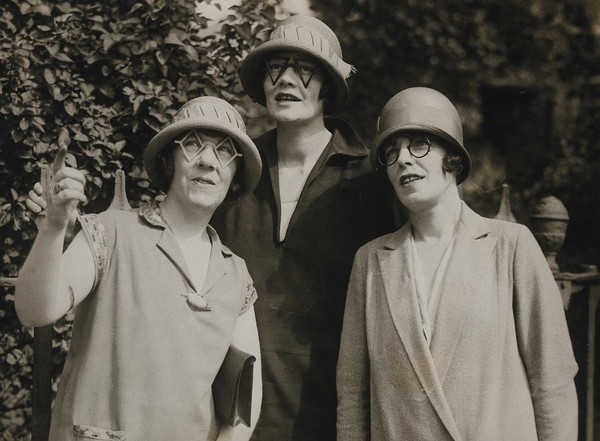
top-left (174, 129), bottom-right (243, 169)
top-left (378, 133), bottom-right (432, 167)
top-left (264, 55), bottom-right (320, 88)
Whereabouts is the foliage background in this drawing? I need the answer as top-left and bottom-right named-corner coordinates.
top-left (1, 0), bottom-right (598, 438)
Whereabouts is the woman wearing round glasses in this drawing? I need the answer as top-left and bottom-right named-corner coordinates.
top-left (16, 96), bottom-right (263, 441)
top-left (336, 87), bottom-right (578, 440)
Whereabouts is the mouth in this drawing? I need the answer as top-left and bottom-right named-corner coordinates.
top-left (275, 92), bottom-right (301, 102)
top-left (191, 177), bottom-right (215, 186)
top-left (399, 174), bottom-right (424, 186)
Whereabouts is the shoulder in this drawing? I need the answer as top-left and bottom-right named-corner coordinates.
top-left (356, 229), bottom-right (404, 258)
top-left (325, 117), bottom-right (369, 157)
top-left (484, 217), bottom-right (533, 246)
top-left (253, 128), bottom-right (276, 152)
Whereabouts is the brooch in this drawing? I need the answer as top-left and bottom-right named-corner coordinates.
top-left (182, 293), bottom-right (212, 312)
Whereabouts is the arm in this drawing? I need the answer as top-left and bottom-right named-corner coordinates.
top-left (336, 251), bottom-right (370, 441)
top-left (15, 147), bottom-right (92, 327)
top-left (513, 226), bottom-right (578, 441)
top-left (216, 305), bottom-right (262, 441)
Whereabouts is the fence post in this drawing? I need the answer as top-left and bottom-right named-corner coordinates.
top-left (31, 165), bottom-right (53, 441)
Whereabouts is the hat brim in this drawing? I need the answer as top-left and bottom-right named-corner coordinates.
top-left (144, 119), bottom-right (262, 195)
top-left (239, 40), bottom-right (349, 114)
top-left (372, 124), bottom-right (471, 184)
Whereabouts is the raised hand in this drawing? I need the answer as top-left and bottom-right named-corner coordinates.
top-left (43, 146), bottom-right (87, 232)
top-left (25, 181), bottom-right (48, 228)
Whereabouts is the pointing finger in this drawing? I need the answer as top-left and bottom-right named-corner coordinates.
top-left (52, 146), bottom-right (68, 175)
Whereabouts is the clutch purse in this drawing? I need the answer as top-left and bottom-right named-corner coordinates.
top-left (213, 345), bottom-right (256, 428)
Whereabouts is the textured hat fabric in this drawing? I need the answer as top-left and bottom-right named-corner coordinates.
top-left (239, 15), bottom-right (355, 113)
top-left (372, 87), bottom-right (471, 183)
top-left (144, 96), bottom-right (262, 195)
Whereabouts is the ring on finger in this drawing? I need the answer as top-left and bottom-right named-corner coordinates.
top-left (54, 183), bottom-right (61, 193)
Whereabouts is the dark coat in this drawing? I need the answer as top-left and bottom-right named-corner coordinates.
top-left (212, 118), bottom-right (400, 441)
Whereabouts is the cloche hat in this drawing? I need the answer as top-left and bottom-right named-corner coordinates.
top-left (239, 15), bottom-right (355, 113)
top-left (372, 87), bottom-right (471, 184)
top-left (144, 96), bottom-right (262, 195)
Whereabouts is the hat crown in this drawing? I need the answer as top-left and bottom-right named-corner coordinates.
top-left (377, 87), bottom-right (463, 146)
top-left (171, 96), bottom-right (246, 133)
top-left (271, 15), bottom-right (343, 59)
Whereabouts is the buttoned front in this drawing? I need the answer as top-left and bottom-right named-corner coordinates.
top-left (49, 203), bottom-right (256, 441)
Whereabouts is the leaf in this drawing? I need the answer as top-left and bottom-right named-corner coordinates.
top-left (133, 95), bottom-right (145, 114)
top-left (64, 101), bottom-right (76, 116)
top-left (53, 52), bottom-right (74, 63)
top-left (14, 56), bottom-right (30, 69)
top-left (43, 68), bottom-right (56, 84)
top-left (46, 43), bottom-right (60, 56)
top-left (114, 140), bottom-right (126, 152)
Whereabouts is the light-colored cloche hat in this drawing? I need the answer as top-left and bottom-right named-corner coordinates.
top-left (144, 96), bottom-right (262, 195)
top-left (239, 15), bottom-right (355, 114)
top-left (372, 87), bottom-right (471, 184)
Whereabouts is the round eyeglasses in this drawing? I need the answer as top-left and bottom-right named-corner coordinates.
top-left (378, 134), bottom-right (432, 167)
top-left (175, 130), bottom-right (242, 169)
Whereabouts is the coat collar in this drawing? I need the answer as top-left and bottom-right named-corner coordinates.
top-left (256, 118), bottom-right (367, 242)
top-left (376, 201), bottom-right (496, 440)
top-left (254, 117), bottom-right (368, 162)
top-left (138, 201), bottom-right (232, 293)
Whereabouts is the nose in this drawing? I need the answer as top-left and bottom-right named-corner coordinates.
top-left (194, 145), bottom-right (218, 169)
top-left (396, 145), bottom-right (413, 165)
top-left (277, 64), bottom-right (299, 85)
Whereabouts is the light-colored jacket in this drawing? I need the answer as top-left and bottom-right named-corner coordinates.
top-left (337, 202), bottom-right (578, 441)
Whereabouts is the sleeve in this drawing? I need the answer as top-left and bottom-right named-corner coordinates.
top-left (336, 248), bottom-right (370, 441)
top-left (512, 225), bottom-right (579, 441)
top-left (76, 213), bottom-right (109, 292)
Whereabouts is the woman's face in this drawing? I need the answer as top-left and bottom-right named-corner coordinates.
top-left (168, 130), bottom-right (240, 213)
top-left (383, 132), bottom-right (457, 212)
top-left (262, 51), bottom-right (326, 125)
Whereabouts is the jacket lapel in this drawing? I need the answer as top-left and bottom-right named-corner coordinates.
top-left (377, 224), bottom-right (463, 441)
top-left (429, 203), bottom-right (497, 383)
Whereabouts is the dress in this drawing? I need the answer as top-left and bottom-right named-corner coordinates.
top-left (49, 202), bottom-right (257, 441)
top-left (211, 118), bottom-right (399, 440)
top-left (337, 202), bottom-right (578, 441)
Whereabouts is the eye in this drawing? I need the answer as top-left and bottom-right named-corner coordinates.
top-left (412, 137), bottom-right (428, 147)
top-left (410, 137), bottom-right (430, 154)
top-left (215, 139), bottom-right (237, 159)
top-left (181, 140), bottom-right (201, 153)
top-left (297, 61), bottom-right (316, 75)
top-left (266, 59), bottom-right (286, 73)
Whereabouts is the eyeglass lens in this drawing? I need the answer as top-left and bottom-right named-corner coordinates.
top-left (176, 130), bottom-right (242, 169)
top-left (380, 135), bottom-right (431, 166)
top-left (265, 56), bottom-right (318, 88)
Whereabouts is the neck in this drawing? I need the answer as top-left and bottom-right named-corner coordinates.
top-left (409, 188), bottom-right (462, 242)
top-left (159, 196), bottom-right (212, 239)
top-left (276, 117), bottom-right (331, 165)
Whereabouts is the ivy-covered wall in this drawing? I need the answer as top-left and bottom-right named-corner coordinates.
top-left (0, 0), bottom-right (279, 437)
